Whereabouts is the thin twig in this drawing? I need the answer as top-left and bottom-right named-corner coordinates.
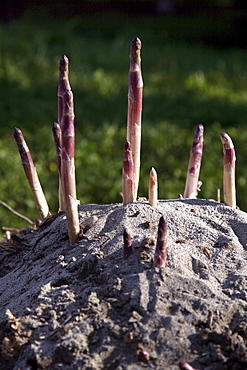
top-left (0, 200), bottom-right (33, 225)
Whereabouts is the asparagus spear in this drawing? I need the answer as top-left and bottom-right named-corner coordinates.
top-left (148, 167), bottom-right (158, 207)
top-left (58, 55), bottom-right (71, 129)
top-left (154, 216), bottom-right (168, 268)
top-left (220, 133), bottom-right (236, 208)
top-left (184, 124), bottom-right (204, 198)
top-left (122, 141), bottom-right (135, 205)
top-left (123, 228), bottom-right (132, 259)
top-left (127, 37), bottom-right (143, 200)
top-left (179, 361), bottom-right (196, 370)
top-left (13, 128), bottom-right (50, 220)
top-left (52, 122), bottom-right (65, 212)
top-left (61, 89), bottom-right (80, 245)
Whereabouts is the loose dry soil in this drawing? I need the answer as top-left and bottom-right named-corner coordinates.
top-left (0, 199), bottom-right (247, 370)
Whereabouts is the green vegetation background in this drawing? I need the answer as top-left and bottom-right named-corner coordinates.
top-left (0, 7), bottom-right (247, 233)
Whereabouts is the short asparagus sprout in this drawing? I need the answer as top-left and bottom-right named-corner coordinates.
top-left (61, 90), bottom-right (80, 245)
top-left (148, 167), bottom-right (158, 207)
top-left (184, 124), bottom-right (204, 199)
top-left (13, 128), bottom-right (50, 220)
top-left (154, 216), bottom-right (168, 268)
top-left (220, 133), bottom-right (236, 208)
top-left (178, 361), bottom-right (196, 370)
top-left (52, 122), bottom-right (65, 212)
top-left (123, 228), bottom-right (132, 259)
top-left (127, 37), bottom-right (143, 200)
top-left (122, 141), bottom-right (135, 205)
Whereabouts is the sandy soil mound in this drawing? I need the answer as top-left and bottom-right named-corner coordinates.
top-left (0, 199), bottom-right (247, 370)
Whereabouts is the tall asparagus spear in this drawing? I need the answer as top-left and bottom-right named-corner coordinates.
top-left (13, 128), bottom-right (50, 220)
top-left (122, 141), bottom-right (135, 205)
top-left (154, 216), bottom-right (168, 268)
top-left (61, 89), bottom-right (80, 245)
top-left (127, 37), bottom-right (143, 200)
top-left (58, 55), bottom-right (71, 129)
top-left (52, 122), bottom-right (65, 212)
top-left (184, 124), bottom-right (204, 199)
top-left (57, 56), bottom-right (71, 211)
top-left (220, 133), bottom-right (236, 208)
top-left (148, 167), bottom-right (158, 207)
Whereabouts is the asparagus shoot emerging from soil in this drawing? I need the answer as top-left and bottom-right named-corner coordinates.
top-left (148, 167), bottom-right (158, 207)
top-left (58, 55), bottom-right (71, 129)
top-left (122, 141), bottom-right (135, 205)
top-left (13, 128), bottom-right (50, 220)
top-left (178, 361), bottom-right (196, 370)
top-left (127, 37), bottom-right (143, 199)
top-left (184, 124), bottom-right (204, 199)
top-left (154, 216), bottom-right (168, 268)
top-left (123, 228), bottom-right (132, 259)
top-left (61, 90), bottom-right (80, 245)
top-left (52, 122), bottom-right (65, 212)
top-left (220, 133), bottom-right (236, 208)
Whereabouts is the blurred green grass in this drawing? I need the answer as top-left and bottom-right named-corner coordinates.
top-left (0, 11), bottom-right (247, 233)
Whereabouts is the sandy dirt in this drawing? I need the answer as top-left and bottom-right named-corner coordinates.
top-left (0, 199), bottom-right (247, 369)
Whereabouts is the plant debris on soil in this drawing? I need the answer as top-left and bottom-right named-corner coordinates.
top-left (0, 199), bottom-right (247, 370)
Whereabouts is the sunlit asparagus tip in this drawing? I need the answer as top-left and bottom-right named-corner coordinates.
top-left (150, 167), bottom-right (157, 181)
top-left (220, 132), bottom-right (234, 149)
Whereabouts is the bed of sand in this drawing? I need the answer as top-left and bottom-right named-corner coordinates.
top-left (0, 199), bottom-right (247, 369)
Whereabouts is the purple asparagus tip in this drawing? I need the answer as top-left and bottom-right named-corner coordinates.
top-left (179, 361), bottom-right (196, 370)
top-left (154, 216), bottom-right (168, 268)
top-left (123, 228), bottom-right (132, 259)
top-left (59, 55), bottom-right (69, 72)
top-left (130, 37), bottom-right (142, 61)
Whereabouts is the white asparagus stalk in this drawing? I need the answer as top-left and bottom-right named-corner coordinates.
top-left (127, 37), bottom-right (143, 200)
top-left (220, 133), bottom-right (236, 208)
top-left (148, 167), bottom-right (158, 207)
top-left (184, 124), bottom-right (204, 198)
